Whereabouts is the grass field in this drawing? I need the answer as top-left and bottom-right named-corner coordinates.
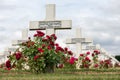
top-left (0, 69), bottom-right (120, 80)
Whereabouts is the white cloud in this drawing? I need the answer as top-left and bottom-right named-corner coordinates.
top-left (115, 36), bottom-right (120, 42)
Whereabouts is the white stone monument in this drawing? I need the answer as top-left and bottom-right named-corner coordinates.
top-left (12, 29), bottom-right (28, 46)
top-left (29, 4), bottom-right (72, 35)
top-left (66, 28), bottom-right (93, 57)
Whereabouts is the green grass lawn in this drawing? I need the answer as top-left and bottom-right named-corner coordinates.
top-left (0, 69), bottom-right (120, 80)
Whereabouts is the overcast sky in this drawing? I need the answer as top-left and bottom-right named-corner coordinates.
top-left (0, 0), bottom-right (120, 55)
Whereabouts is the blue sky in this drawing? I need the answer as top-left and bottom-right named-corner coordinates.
top-left (0, 0), bottom-right (120, 55)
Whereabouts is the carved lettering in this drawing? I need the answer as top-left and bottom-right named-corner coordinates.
top-left (39, 21), bottom-right (61, 29)
top-left (71, 38), bottom-right (85, 43)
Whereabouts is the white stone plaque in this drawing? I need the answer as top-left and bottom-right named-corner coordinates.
top-left (39, 21), bottom-right (61, 29)
top-left (71, 38), bottom-right (85, 43)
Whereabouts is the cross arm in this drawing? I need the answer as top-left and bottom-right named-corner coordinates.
top-left (29, 20), bottom-right (72, 30)
top-left (66, 38), bottom-right (93, 44)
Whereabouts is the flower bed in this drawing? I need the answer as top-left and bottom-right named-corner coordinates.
top-left (2, 30), bottom-right (120, 74)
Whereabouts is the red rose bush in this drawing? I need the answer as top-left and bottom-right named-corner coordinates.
top-left (5, 30), bottom-right (77, 73)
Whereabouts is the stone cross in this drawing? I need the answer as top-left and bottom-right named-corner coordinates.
top-left (66, 28), bottom-right (93, 57)
top-left (29, 4), bottom-right (72, 35)
top-left (12, 29), bottom-right (28, 46)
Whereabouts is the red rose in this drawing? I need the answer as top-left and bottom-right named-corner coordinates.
top-left (15, 52), bottom-right (22, 60)
top-left (34, 34), bottom-right (38, 37)
top-left (47, 45), bottom-right (52, 50)
top-left (38, 34), bottom-right (44, 37)
top-left (68, 51), bottom-right (73, 55)
top-left (69, 57), bottom-right (75, 64)
top-left (51, 34), bottom-right (57, 40)
top-left (46, 35), bottom-right (51, 40)
top-left (86, 51), bottom-right (90, 55)
top-left (92, 53), bottom-right (94, 57)
top-left (64, 47), bottom-right (68, 51)
top-left (50, 41), bottom-right (54, 47)
top-left (80, 54), bottom-right (84, 57)
top-left (34, 30), bottom-right (45, 37)
top-left (55, 43), bottom-right (59, 47)
top-left (34, 55), bottom-right (39, 61)
top-left (5, 60), bottom-right (11, 68)
top-left (85, 57), bottom-right (90, 61)
top-left (58, 64), bottom-right (64, 68)
top-left (94, 50), bottom-right (100, 55)
top-left (56, 46), bottom-right (64, 52)
top-left (37, 30), bottom-right (45, 37)
top-left (94, 64), bottom-right (99, 68)
top-left (38, 48), bottom-right (44, 53)
top-left (75, 58), bottom-right (78, 61)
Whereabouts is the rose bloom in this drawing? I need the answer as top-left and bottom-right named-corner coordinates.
top-left (92, 53), bottom-right (94, 57)
top-left (85, 57), bottom-right (90, 61)
top-left (50, 41), bottom-right (54, 47)
top-left (86, 51), bottom-right (90, 55)
top-left (5, 60), bottom-right (11, 68)
top-left (94, 50), bottom-right (100, 55)
top-left (64, 47), bottom-right (68, 51)
top-left (68, 51), bottom-right (73, 55)
top-left (56, 46), bottom-right (64, 52)
top-left (94, 64), bottom-right (99, 68)
top-left (80, 54), bottom-right (84, 57)
top-left (75, 58), bottom-right (78, 61)
top-left (34, 55), bottom-right (39, 61)
top-left (51, 34), bottom-right (57, 40)
top-left (46, 35), bottom-right (51, 40)
top-left (37, 30), bottom-right (45, 37)
top-left (69, 57), bottom-right (75, 64)
top-left (47, 45), bottom-right (52, 50)
top-left (55, 43), bottom-right (59, 47)
top-left (15, 52), bottom-right (22, 60)
top-left (34, 30), bottom-right (45, 37)
top-left (38, 48), bottom-right (44, 53)
top-left (58, 64), bottom-right (64, 68)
